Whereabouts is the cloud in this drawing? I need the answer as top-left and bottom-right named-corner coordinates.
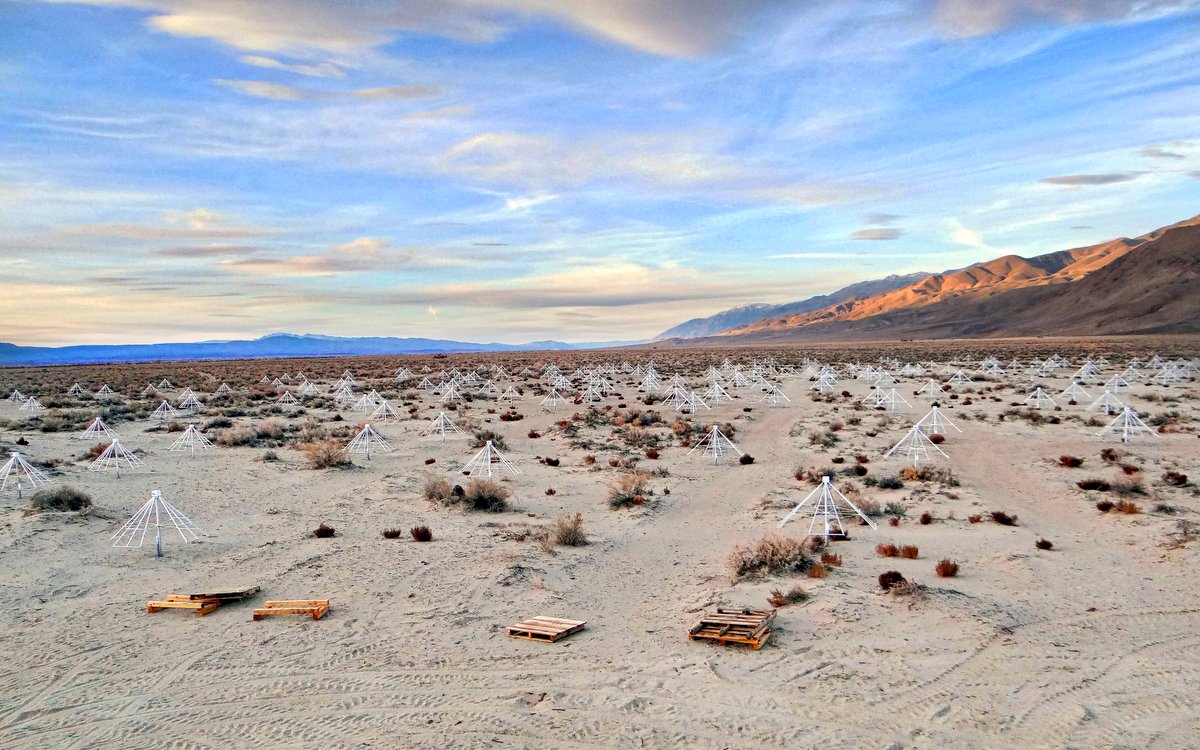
top-left (215, 79), bottom-right (314, 100)
top-left (1038, 172), bottom-right (1143, 188)
top-left (436, 131), bottom-right (879, 207)
top-left (932, 0), bottom-right (1193, 37)
top-left (57, 0), bottom-right (780, 59)
top-left (1190, 170), bottom-right (1200, 179)
top-left (217, 236), bottom-right (448, 276)
top-left (1140, 143), bottom-right (1187, 160)
top-left (353, 85), bottom-right (440, 99)
top-left (215, 79), bottom-right (439, 101)
top-left (72, 219), bottom-right (271, 241)
top-left (850, 227), bottom-right (904, 240)
top-left (152, 244), bottom-right (262, 258)
top-left (864, 212), bottom-right (903, 225)
top-left (240, 55), bottom-right (345, 78)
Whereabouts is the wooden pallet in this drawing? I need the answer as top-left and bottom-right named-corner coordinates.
top-left (147, 595), bottom-right (222, 617)
top-left (688, 608), bottom-right (776, 650)
top-left (507, 615), bottom-right (587, 643)
top-left (253, 599), bottom-right (330, 621)
top-left (185, 585), bottom-right (260, 601)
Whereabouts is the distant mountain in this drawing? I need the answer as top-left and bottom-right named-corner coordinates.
top-left (652, 273), bottom-right (930, 339)
top-left (0, 332), bottom-right (642, 367)
top-left (661, 214), bottom-right (1200, 343)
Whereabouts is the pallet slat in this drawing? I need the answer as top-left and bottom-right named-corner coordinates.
top-left (252, 599), bottom-right (331, 621)
top-left (689, 608), bottom-right (775, 650)
top-left (507, 615), bottom-right (586, 643)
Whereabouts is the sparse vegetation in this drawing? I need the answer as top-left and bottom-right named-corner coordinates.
top-left (935, 559), bottom-right (959, 577)
top-left (878, 570), bottom-right (907, 590)
top-left (899, 544), bottom-right (919, 559)
top-left (608, 472), bottom-right (652, 509)
top-left (1035, 538), bottom-right (1054, 550)
top-left (767, 585), bottom-right (810, 607)
top-left (304, 440), bottom-right (352, 469)
top-left (30, 485), bottom-right (91, 512)
top-left (545, 512), bottom-right (588, 547)
top-left (990, 510), bottom-right (1018, 526)
top-left (728, 533), bottom-right (813, 579)
top-left (313, 523), bottom-right (336, 538)
top-left (411, 525), bottom-right (433, 542)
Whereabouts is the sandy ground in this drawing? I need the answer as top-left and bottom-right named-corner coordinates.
top-left (1, 355), bottom-right (1198, 749)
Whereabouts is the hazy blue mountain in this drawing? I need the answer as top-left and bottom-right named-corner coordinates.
top-left (652, 272), bottom-right (930, 339)
top-left (0, 332), bottom-right (642, 367)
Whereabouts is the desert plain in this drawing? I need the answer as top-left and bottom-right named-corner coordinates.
top-left (1, 339), bottom-right (1198, 749)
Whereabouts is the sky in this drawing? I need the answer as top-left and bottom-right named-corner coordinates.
top-left (1, 0), bottom-right (1198, 347)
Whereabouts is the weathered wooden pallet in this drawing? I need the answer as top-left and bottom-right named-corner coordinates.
top-left (253, 599), bottom-right (330, 621)
top-left (185, 585), bottom-right (260, 601)
top-left (507, 615), bottom-right (587, 643)
top-left (147, 595), bottom-right (222, 617)
top-left (688, 608), bottom-right (776, 650)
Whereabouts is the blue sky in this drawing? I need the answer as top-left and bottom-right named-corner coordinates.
top-left (1, 0), bottom-right (1198, 345)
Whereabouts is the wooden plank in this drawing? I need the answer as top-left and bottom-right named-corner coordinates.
top-left (186, 585), bottom-right (260, 601)
top-left (262, 599), bottom-right (329, 608)
top-left (507, 615), bottom-right (586, 643)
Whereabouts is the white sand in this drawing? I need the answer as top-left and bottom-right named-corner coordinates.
top-left (1, 357), bottom-right (1198, 748)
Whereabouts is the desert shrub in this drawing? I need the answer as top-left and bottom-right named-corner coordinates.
top-left (422, 475), bottom-right (454, 504)
top-left (527, 429), bottom-right (541, 439)
top-left (464, 479), bottom-right (510, 512)
top-left (888, 517), bottom-right (900, 527)
top-left (545, 487), bottom-right (557, 496)
top-left (935, 559), bottom-right (959, 577)
top-left (899, 544), bottom-right (919, 559)
top-left (471, 430), bottom-right (507, 450)
top-left (1059, 455), bottom-right (1083, 468)
top-left (990, 510), bottom-right (1018, 526)
top-left (727, 533), bottom-right (813, 579)
top-left (928, 433), bottom-right (945, 444)
top-left (205, 417), bottom-right (234, 429)
top-left (878, 570), bottom-right (907, 590)
top-left (739, 453), bottom-right (755, 465)
top-left (1119, 463), bottom-right (1140, 476)
top-left (261, 449), bottom-right (279, 462)
top-left (382, 528), bottom-right (404, 539)
top-left (424, 457), bottom-right (436, 465)
top-left (1077, 478), bottom-right (1110, 491)
top-left (608, 458), bottom-right (621, 468)
top-left (544, 457), bottom-right (560, 467)
top-left (30, 485), bottom-right (91, 512)
top-left (313, 523), bottom-right (336, 538)
top-left (411, 525), bottom-right (433, 542)
top-left (876, 543), bottom-right (900, 557)
top-left (876, 475), bottom-right (904, 490)
top-left (1035, 538), bottom-right (1054, 550)
top-left (1162, 471), bottom-right (1188, 487)
top-left (216, 424), bottom-right (257, 446)
top-left (1100, 448), bottom-right (1119, 462)
top-left (1111, 475), bottom-right (1145, 496)
top-left (919, 511), bottom-right (933, 525)
top-left (608, 472), bottom-right (652, 509)
top-left (831, 456), bottom-right (845, 464)
top-left (304, 440), bottom-right (352, 469)
top-left (967, 514), bottom-right (982, 524)
top-left (1095, 499), bottom-right (1115, 512)
top-left (546, 512), bottom-right (588, 547)
top-left (767, 585), bottom-right (809, 607)
top-left (86, 441), bottom-right (112, 460)
top-left (884, 501), bottom-right (907, 517)
top-left (645, 448), bottom-right (660, 460)
top-left (1114, 500), bottom-right (1141, 514)
top-left (807, 562), bottom-right (828, 578)
top-left (810, 548), bottom-right (842, 567)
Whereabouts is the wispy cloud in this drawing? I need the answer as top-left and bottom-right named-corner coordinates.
top-left (851, 227), bottom-right (904, 240)
top-left (240, 55), bottom-right (346, 79)
top-left (215, 79), bottom-right (438, 101)
top-left (1038, 172), bottom-right (1143, 188)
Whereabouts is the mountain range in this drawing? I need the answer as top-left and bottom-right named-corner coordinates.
top-left (0, 333), bottom-right (640, 367)
top-left (655, 214), bottom-right (1200, 344)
